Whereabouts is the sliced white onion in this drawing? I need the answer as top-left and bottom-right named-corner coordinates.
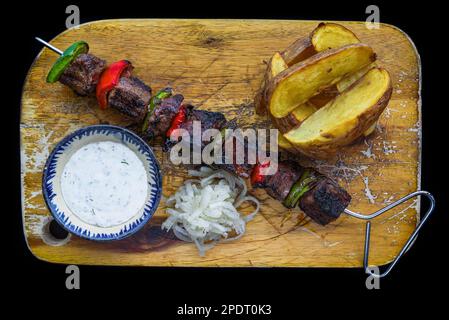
top-left (162, 167), bottom-right (260, 256)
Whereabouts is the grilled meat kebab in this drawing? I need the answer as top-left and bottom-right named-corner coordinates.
top-left (44, 41), bottom-right (351, 225)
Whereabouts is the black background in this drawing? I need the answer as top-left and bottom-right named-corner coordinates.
top-left (6, 0), bottom-right (447, 315)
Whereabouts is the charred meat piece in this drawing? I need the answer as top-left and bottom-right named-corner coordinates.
top-left (217, 143), bottom-right (255, 178)
top-left (107, 76), bottom-right (152, 121)
top-left (180, 108), bottom-right (228, 134)
top-left (253, 160), bottom-right (303, 202)
top-left (298, 178), bottom-right (351, 225)
top-left (217, 125), bottom-right (256, 178)
top-left (219, 162), bottom-right (255, 179)
top-left (264, 161), bottom-right (303, 201)
top-left (59, 53), bottom-right (106, 96)
top-left (145, 94), bottom-right (184, 139)
top-left (164, 107), bottom-right (228, 151)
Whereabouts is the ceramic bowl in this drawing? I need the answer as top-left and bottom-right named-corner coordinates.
top-left (42, 125), bottom-right (162, 241)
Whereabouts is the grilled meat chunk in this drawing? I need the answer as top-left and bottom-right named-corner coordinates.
top-left (219, 162), bottom-right (255, 179)
top-left (264, 161), bottom-right (303, 201)
top-left (217, 124), bottom-right (256, 178)
top-left (145, 94), bottom-right (184, 139)
top-left (217, 142), bottom-right (255, 178)
top-left (108, 76), bottom-right (152, 121)
top-left (253, 160), bottom-right (303, 202)
top-left (298, 178), bottom-right (351, 225)
top-left (164, 107), bottom-right (228, 151)
top-left (180, 108), bottom-right (228, 134)
top-left (59, 53), bottom-right (106, 96)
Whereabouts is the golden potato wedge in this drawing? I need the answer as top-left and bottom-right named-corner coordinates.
top-left (336, 62), bottom-right (376, 92)
top-left (256, 46), bottom-right (360, 115)
top-left (336, 62), bottom-right (379, 137)
top-left (270, 52), bottom-right (288, 76)
top-left (255, 52), bottom-right (288, 115)
top-left (284, 68), bottom-right (392, 158)
top-left (277, 134), bottom-right (296, 152)
top-left (274, 64), bottom-right (378, 134)
top-left (277, 101), bottom-right (376, 149)
top-left (307, 85), bottom-right (339, 108)
top-left (311, 22), bottom-right (360, 52)
top-left (267, 43), bottom-right (376, 118)
top-left (291, 102), bottom-right (318, 124)
top-left (259, 54), bottom-right (318, 132)
top-left (281, 22), bottom-right (360, 66)
top-left (272, 102), bottom-right (317, 133)
top-left (256, 39), bottom-right (364, 116)
top-left (287, 63), bottom-right (374, 113)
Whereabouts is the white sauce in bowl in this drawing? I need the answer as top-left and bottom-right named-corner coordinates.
top-left (60, 141), bottom-right (148, 228)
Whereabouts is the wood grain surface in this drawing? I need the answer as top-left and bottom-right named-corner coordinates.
top-left (21, 19), bottom-right (421, 267)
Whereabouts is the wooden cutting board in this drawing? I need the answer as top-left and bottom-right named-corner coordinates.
top-left (21, 19), bottom-right (421, 267)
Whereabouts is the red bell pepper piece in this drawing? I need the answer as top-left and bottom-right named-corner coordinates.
top-left (96, 60), bottom-right (132, 109)
top-left (250, 161), bottom-right (271, 185)
top-left (166, 105), bottom-right (187, 138)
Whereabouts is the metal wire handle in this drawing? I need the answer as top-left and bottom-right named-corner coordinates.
top-left (344, 191), bottom-right (435, 278)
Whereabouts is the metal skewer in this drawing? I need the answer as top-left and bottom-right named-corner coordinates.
top-left (35, 36), bottom-right (436, 279)
top-left (35, 37), bottom-right (63, 55)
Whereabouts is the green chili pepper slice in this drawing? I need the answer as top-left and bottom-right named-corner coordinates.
top-left (283, 169), bottom-right (318, 208)
top-left (142, 88), bottom-right (173, 133)
top-left (46, 41), bottom-right (89, 83)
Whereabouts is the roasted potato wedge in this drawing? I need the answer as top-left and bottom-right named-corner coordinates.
top-left (284, 68), bottom-right (392, 158)
top-left (273, 63), bottom-right (378, 134)
top-left (259, 23), bottom-right (363, 116)
top-left (281, 22), bottom-right (360, 66)
top-left (307, 85), bottom-right (339, 108)
top-left (277, 134), bottom-right (296, 152)
top-left (336, 62), bottom-right (379, 137)
top-left (270, 52), bottom-right (288, 76)
top-left (256, 53), bottom-right (334, 116)
top-left (256, 35), bottom-right (364, 116)
top-left (255, 52), bottom-right (288, 115)
top-left (336, 62), bottom-right (376, 92)
top-left (267, 43), bottom-right (376, 118)
top-left (273, 102), bottom-right (317, 134)
top-left (260, 54), bottom-right (318, 132)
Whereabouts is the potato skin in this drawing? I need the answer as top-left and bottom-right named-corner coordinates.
top-left (290, 77), bottom-right (392, 159)
top-left (254, 88), bottom-right (267, 115)
top-left (271, 112), bottom-right (301, 134)
top-left (281, 37), bottom-right (315, 66)
top-left (308, 85), bottom-right (339, 108)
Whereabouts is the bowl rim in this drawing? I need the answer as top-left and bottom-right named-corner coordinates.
top-left (42, 124), bottom-right (162, 241)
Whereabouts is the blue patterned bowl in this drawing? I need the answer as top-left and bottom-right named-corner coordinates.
top-left (42, 125), bottom-right (162, 241)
